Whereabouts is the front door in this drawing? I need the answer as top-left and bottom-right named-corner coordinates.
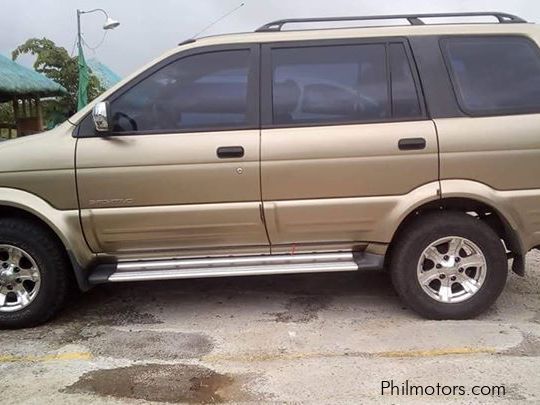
top-left (76, 45), bottom-right (269, 257)
top-left (260, 39), bottom-right (439, 252)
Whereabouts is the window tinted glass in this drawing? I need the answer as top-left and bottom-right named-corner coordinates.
top-left (271, 44), bottom-right (389, 125)
top-left (390, 43), bottom-right (421, 118)
top-left (110, 50), bottom-right (251, 132)
top-left (443, 37), bottom-right (540, 114)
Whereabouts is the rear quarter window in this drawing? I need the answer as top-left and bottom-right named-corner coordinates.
top-left (441, 36), bottom-right (540, 115)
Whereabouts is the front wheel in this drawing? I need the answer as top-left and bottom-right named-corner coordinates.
top-left (0, 218), bottom-right (71, 329)
top-left (390, 212), bottom-right (508, 320)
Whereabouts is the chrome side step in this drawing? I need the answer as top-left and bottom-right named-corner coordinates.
top-left (88, 252), bottom-right (383, 284)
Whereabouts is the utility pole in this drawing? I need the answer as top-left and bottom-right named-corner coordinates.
top-left (75, 8), bottom-right (120, 111)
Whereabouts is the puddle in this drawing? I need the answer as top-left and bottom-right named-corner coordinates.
top-left (65, 364), bottom-right (256, 403)
top-left (267, 296), bottom-right (331, 323)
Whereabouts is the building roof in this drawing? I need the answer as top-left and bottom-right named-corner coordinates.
top-left (0, 54), bottom-right (66, 102)
top-left (87, 58), bottom-right (121, 90)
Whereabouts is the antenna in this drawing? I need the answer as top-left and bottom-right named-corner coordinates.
top-left (192, 2), bottom-right (245, 38)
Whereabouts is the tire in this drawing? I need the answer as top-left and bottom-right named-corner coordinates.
top-left (0, 217), bottom-right (71, 329)
top-left (390, 211), bottom-right (508, 320)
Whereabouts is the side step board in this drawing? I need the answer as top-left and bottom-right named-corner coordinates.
top-left (88, 252), bottom-right (384, 284)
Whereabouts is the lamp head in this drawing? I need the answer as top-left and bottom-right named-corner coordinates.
top-left (103, 17), bottom-right (120, 30)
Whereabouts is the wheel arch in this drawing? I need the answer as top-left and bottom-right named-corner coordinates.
top-left (388, 196), bottom-right (524, 275)
top-left (0, 188), bottom-right (95, 290)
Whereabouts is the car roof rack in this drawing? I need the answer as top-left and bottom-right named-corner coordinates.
top-left (255, 12), bottom-right (527, 32)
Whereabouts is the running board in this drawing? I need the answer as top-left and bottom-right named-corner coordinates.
top-left (88, 252), bottom-right (383, 284)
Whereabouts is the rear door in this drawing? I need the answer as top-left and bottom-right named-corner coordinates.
top-left (260, 38), bottom-right (439, 252)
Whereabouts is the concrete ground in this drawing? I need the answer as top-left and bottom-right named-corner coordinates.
top-left (0, 252), bottom-right (539, 404)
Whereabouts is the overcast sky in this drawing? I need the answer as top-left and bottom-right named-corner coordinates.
top-left (1, 0), bottom-right (539, 76)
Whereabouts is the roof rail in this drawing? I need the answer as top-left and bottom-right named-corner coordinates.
top-left (255, 12), bottom-right (527, 32)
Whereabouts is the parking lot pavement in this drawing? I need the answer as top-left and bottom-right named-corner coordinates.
top-left (0, 252), bottom-right (539, 404)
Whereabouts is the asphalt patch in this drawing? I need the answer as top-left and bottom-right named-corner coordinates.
top-left (65, 364), bottom-right (255, 403)
top-left (86, 330), bottom-right (214, 361)
top-left (267, 296), bottom-right (331, 323)
top-left (503, 333), bottom-right (540, 357)
top-left (58, 293), bottom-right (163, 327)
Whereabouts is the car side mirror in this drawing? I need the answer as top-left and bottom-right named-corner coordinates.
top-left (92, 101), bottom-right (111, 133)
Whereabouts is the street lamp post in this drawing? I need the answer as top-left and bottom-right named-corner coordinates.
top-left (76, 8), bottom-right (120, 111)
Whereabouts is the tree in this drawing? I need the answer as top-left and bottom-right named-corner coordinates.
top-left (0, 103), bottom-right (13, 124)
top-left (0, 103), bottom-right (14, 138)
top-left (12, 38), bottom-right (104, 121)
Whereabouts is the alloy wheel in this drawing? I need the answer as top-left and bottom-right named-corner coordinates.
top-left (417, 236), bottom-right (487, 304)
top-left (0, 245), bottom-right (41, 312)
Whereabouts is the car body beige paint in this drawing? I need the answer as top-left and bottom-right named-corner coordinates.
top-left (76, 130), bottom-right (269, 255)
top-left (437, 113), bottom-right (540, 251)
top-left (0, 121), bottom-right (93, 267)
top-left (436, 116), bottom-right (540, 191)
top-left (0, 22), bottom-right (537, 277)
top-left (267, 181), bottom-right (442, 254)
top-left (439, 179), bottom-right (540, 252)
top-left (436, 115), bottom-right (540, 251)
top-left (0, 121), bottom-right (78, 210)
top-left (261, 121), bottom-right (439, 247)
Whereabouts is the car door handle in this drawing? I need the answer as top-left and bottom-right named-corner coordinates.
top-left (398, 138), bottom-right (426, 151)
top-left (217, 146), bottom-right (244, 158)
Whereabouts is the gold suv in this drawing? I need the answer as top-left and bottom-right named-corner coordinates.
top-left (1, 12), bottom-right (540, 328)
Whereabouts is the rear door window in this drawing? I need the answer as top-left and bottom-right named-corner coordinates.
top-left (271, 44), bottom-right (389, 125)
top-left (269, 41), bottom-right (424, 126)
top-left (441, 36), bottom-right (540, 115)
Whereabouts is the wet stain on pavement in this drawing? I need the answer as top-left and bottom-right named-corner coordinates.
top-left (0, 322), bottom-right (103, 350)
top-left (58, 290), bottom-right (163, 327)
top-left (0, 290), bottom-right (164, 348)
top-left (267, 296), bottom-right (331, 323)
top-left (0, 326), bottom-right (213, 362)
top-left (65, 364), bottom-right (256, 403)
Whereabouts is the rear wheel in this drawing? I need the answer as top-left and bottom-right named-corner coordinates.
top-left (0, 218), bottom-right (70, 329)
top-left (390, 212), bottom-right (508, 319)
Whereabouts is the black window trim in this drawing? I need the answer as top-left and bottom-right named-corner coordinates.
top-left (75, 43), bottom-right (261, 138)
top-left (260, 36), bottom-right (428, 129)
top-left (440, 34), bottom-right (540, 117)
top-left (389, 42), bottom-right (424, 119)
top-left (408, 35), bottom-right (465, 119)
top-left (386, 42), bottom-right (393, 118)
